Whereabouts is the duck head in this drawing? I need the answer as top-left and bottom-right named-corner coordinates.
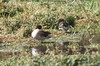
top-left (35, 25), bottom-right (42, 29)
top-left (58, 18), bottom-right (66, 24)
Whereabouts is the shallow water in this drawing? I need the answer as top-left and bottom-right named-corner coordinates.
top-left (0, 34), bottom-right (100, 60)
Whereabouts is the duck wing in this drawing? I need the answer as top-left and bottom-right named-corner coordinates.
top-left (38, 30), bottom-right (51, 37)
top-left (63, 22), bottom-right (69, 27)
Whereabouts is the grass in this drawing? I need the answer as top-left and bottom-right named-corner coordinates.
top-left (0, 0), bottom-right (100, 66)
top-left (0, 55), bottom-right (100, 66)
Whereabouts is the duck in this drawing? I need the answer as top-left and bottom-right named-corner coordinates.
top-left (31, 25), bottom-right (52, 42)
top-left (58, 18), bottom-right (70, 31)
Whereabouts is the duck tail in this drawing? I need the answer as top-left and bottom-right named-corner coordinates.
top-left (47, 34), bottom-right (52, 38)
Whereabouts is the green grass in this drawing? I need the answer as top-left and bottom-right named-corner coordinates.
top-left (0, 55), bottom-right (100, 66)
top-left (0, 0), bottom-right (100, 65)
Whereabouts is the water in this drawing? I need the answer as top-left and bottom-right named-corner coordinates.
top-left (0, 34), bottom-right (100, 60)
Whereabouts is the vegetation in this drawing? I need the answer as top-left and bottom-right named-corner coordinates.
top-left (0, 55), bottom-right (100, 66)
top-left (0, 0), bottom-right (100, 66)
